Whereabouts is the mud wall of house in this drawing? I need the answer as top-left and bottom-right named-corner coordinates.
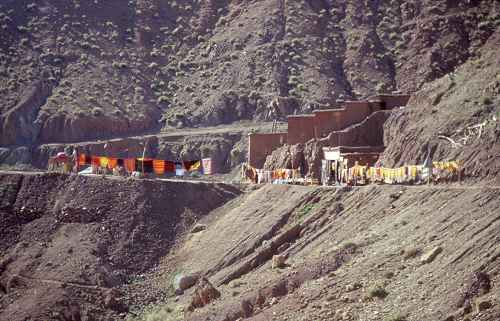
top-left (324, 111), bottom-right (391, 147)
top-left (287, 116), bottom-right (315, 145)
top-left (313, 110), bottom-right (345, 139)
top-left (248, 133), bottom-right (288, 168)
top-left (343, 101), bottom-right (374, 128)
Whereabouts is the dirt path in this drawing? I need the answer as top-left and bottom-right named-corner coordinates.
top-left (3, 271), bottom-right (110, 292)
top-left (0, 170), bottom-right (498, 190)
top-left (39, 121), bottom-right (288, 147)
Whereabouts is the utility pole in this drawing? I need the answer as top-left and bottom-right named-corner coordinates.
top-left (142, 140), bottom-right (148, 177)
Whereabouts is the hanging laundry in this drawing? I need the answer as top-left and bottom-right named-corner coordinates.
top-left (99, 157), bottom-right (109, 168)
top-left (108, 158), bottom-right (118, 169)
top-left (153, 159), bottom-right (166, 175)
top-left (165, 161), bottom-right (176, 173)
top-left (185, 160), bottom-right (201, 172)
top-left (202, 158), bottom-right (213, 175)
top-left (183, 160), bottom-right (199, 171)
top-left (175, 162), bottom-right (185, 176)
top-left (136, 158), bottom-right (154, 173)
top-left (78, 154), bottom-right (88, 166)
top-left (124, 158), bottom-right (136, 172)
top-left (91, 156), bottom-right (100, 167)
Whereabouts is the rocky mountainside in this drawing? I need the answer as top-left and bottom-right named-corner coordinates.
top-left (1, 0), bottom-right (499, 147)
top-left (263, 29), bottom-right (499, 184)
top-left (1, 173), bottom-right (498, 321)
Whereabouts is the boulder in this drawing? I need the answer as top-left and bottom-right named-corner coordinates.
top-left (173, 273), bottom-right (199, 292)
top-left (191, 224), bottom-right (207, 234)
top-left (271, 255), bottom-right (286, 269)
top-left (4, 147), bottom-right (32, 165)
top-left (189, 277), bottom-right (221, 311)
top-left (421, 246), bottom-right (443, 264)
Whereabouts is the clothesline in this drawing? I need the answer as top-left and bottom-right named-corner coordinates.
top-left (243, 160), bottom-right (461, 186)
top-left (242, 164), bottom-right (316, 185)
top-left (75, 154), bottom-right (211, 175)
top-left (343, 161), bottom-right (461, 185)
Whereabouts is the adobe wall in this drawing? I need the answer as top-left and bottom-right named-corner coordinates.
top-left (248, 132), bottom-right (287, 168)
top-left (323, 111), bottom-right (392, 147)
top-left (313, 109), bottom-right (345, 139)
top-left (287, 115), bottom-right (315, 145)
top-left (342, 101), bottom-right (374, 129)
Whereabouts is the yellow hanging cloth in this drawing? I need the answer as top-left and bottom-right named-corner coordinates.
top-left (99, 157), bottom-right (109, 167)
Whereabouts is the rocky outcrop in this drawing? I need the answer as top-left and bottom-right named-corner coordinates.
top-left (189, 277), bottom-right (221, 311)
top-left (36, 111), bottom-right (159, 144)
top-left (25, 131), bottom-right (244, 172)
top-left (0, 75), bottom-right (53, 146)
top-left (379, 29), bottom-right (500, 184)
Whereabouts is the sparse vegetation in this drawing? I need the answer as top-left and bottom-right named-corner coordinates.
top-left (368, 283), bottom-right (388, 299)
top-left (482, 97), bottom-right (492, 105)
top-left (383, 313), bottom-right (407, 321)
top-left (297, 204), bottom-right (314, 220)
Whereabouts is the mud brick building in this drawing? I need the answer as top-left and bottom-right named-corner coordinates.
top-left (248, 94), bottom-right (411, 168)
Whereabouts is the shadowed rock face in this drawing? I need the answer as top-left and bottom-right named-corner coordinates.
top-left (0, 0), bottom-right (497, 147)
top-left (0, 76), bottom-right (53, 146)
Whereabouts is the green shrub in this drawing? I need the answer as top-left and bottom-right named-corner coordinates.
top-left (383, 313), bottom-right (406, 321)
top-left (297, 204), bottom-right (314, 220)
top-left (483, 97), bottom-right (492, 105)
top-left (368, 283), bottom-right (388, 299)
top-left (341, 242), bottom-right (358, 251)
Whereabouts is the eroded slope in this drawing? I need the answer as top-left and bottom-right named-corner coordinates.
top-left (0, 173), bottom-right (240, 321)
top-left (140, 184), bottom-right (500, 321)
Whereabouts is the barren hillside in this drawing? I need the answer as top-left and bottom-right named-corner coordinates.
top-left (0, 0), bottom-right (498, 147)
top-left (0, 173), bottom-right (498, 321)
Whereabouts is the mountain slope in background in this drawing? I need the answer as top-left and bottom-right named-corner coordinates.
top-left (0, 0), bottom-right (498, 146)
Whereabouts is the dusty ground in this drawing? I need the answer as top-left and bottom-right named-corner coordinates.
top-left (0, 172), bottom-right (240, 321)
top-left (2, 172), bottom-right (497, 321)
top-left (139, 183), bottom-right (500, 321)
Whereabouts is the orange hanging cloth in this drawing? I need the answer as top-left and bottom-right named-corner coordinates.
top-left (91, 156), bottom-right (100, 167)
top-left (124, 158), bottom-right (136, 172)
top-left (153, 159), bottom-right (166, 175)
top-left (78, 154), bottom-right (87, 166)
top-left (108, 158), bottom-right (118, 169)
